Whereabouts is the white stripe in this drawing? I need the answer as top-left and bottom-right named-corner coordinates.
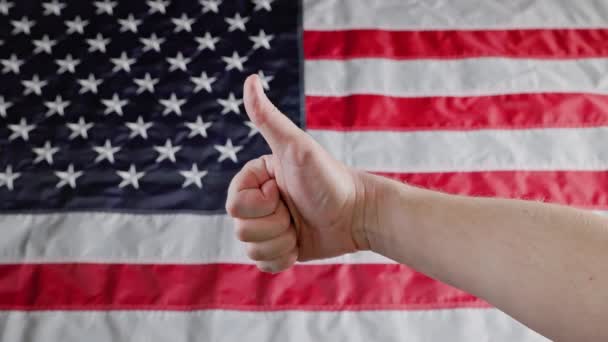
top-left (309, 127), bottom-right (608, 173)
top-left (303, 0), bottom-right (608, 30)
top-left (0, 309), bottom-right (548, 342)
top-left (305, 58), bottom-right (608, 98)
top-left (0, 212), bottom-right (389, 264)
top-left (1, 209), bottom-right (605, 265)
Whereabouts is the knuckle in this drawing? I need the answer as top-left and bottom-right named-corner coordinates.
top-left (246, 244), bottom-right (267, 261)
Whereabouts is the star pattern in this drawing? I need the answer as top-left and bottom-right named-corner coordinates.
top-left (225, 13), bottom-right (249, 32)
top-left (134, 73), bottom-right (159, 94)
top-left (154, 139), bottom-right (182, 163)
top-left (117, 164), bottom-right (145, 189)
top-left (185, 116), bottom-right (213, 138)
top-left (42, 0), bottom-right (66, 16)
top-left (126, 116), bottom-right (153, 139)
top-left (0, 96), bottom-right (12, 117)
top-left (44, 95), bottom-right (70, 117)
top-left (159, 93), bottom-right (186, 115)
top-left (102, 93), bottom-right (128, 115)
top-left (11, 16), bottom-right (35, 35)
top-left (55, 164), bottom-right (83, 189)
top-left (93, 139), bottom-right (121, 164)
top-left (172, 13), bottom-right (195, 32)
top-left (140, 33), bottom-right (165, 52)
top-left (191, 71), bottom-right (216, 93)
top-left (195, 32), bottom-right (220, 51)
top-left (32, 141), bottom-right (59, 164)
top-left (0, 0), bottom-right (299, 207)
top-left (249, 30), bottom-right (273, 50)
top-left (22, 75), bottom-right (47, 96)
top-left (110, 52), bottom-right (136, 72)
top-left (1, 54), bottom-right (22, 74)
top-left (0, 166), bottom-right (20, 191)
top-left (217, 92), bottom-right (242, 114)
top-left (56, 54), bottom-right (80, 73)
top-left (118, 14), bottom-right (141, 33)
top-left (179, 163), bottom-right (207, 188)
top-left (214, 139), bottom-right (243, 163)
top-left (222, 51), bottom-right (248, 71)
top-left (201, 0), bottom-right (221, 13)
top-left (167, 52), bottom-right (191, 72)
top-left (8, 118), bottom-right (36, 141)
top-left (66, 117), bottom-right (93, 139)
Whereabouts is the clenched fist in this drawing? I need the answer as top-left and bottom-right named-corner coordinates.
top-left (225, 75), bottom-right (372, 273)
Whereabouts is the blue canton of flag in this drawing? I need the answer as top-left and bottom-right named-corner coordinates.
top-left (0, 0), bottom-right (302, 211)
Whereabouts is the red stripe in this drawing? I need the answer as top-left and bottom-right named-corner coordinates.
top-left (306, 93), bottom-right (608, 131)
top-left (375, 170), bottom-right (608, 209)
top-left (304, 29), bottom-right (608, 60)
top-left (0, 263), bottom-right (485, 311)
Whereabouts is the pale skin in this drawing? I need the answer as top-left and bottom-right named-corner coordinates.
top-left (226, 74), bottom-right (608, 341)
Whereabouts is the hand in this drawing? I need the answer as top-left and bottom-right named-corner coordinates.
top-left (225, 75), bottom-right (371, 273)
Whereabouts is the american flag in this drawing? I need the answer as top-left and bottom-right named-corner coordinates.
top-left (1, 0), bottom-right (606, 340)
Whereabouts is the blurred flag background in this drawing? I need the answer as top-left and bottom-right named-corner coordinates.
top-left (2, 0), bottom-right (607, 340)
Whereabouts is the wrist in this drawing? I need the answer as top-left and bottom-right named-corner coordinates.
top-left (350, 170), bottom-right (383, 252)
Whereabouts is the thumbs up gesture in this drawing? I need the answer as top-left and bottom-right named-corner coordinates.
top-left (226, 75), bottom-right (372, 273)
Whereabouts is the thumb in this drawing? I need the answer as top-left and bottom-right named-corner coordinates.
top-left (243, 74), bottom-right (303, 153)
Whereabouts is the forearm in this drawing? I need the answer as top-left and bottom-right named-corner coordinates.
top-left (359, 172), bottom-right (608, 341)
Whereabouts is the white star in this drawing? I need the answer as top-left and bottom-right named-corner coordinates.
top-left (56, 54), bottom-right (80, 74)
top-left (42, 0), bottom-right (66, 15)
top-left (118, 14), bottom-right (141, 33)
top-left (22, 75), bottom-right (47, 96)
top-left (214, 139), bottom-right (243, 163)
top-left (257, 70), bottom-right (273, 90)
top-left (244, 120), bottom-right (259, 137)
top-left (0, 166), bottom-right (19, 191)
top-left (126, 116), bottom-right (153, 139)
top-left (133, 73), bottom-right (159, 94)
top-left (93, 139), bottom-right (120, 164)
top-left (117, 164), bottom-right (145, 189)
top-left (185, 116), bottom-right (212, 138)
top-left (33, 35), bottom-right (57, 54)
top-left (77, 74), bottom-right (102, 94)
top-left (101, 93), bottom-right (128, 116)
top-left (154, 139), bottom-right (182, 163)
top-left (8, 118), bottom-right (36, 141)
top-left (1, 54), bottom-right (23, 74)
top-left (66, 117), bottom-right (93, 139)
top-left (44, 95), bottom-right (70, 117)
top-left (32, 141), bottom-right (59, 164)
top-left (55, 164), bottom-right (83, 189)
top-left (195, 32), bottom-right (219, 51)
top-left (147, 0), bottom-right (169, 14)
top-left (0, 96), bottom-right (12, 117)
top-left (172, 13), bottom-right (195, 32)
top-left (225, 13), bottom-right (249, 32)
top-left (0, 0), bottom-right (13, 15)
top-left (166, 52), bottom-right (191, 72)
top-left (200, 0), bottom-right (220, 13)
top-left (65, 16), bottom-right (88, 34)
top-left (222, 51), bottom-right (248, 72)
top-left (159, 93), bottom-right (186, 116)
top-left (252, 0), bottom-right (273, 11)
top-left (94, 0), bottom-right (117, 15)
top-left (140, 33), bottom-right (165, 52)
top-left (191, 71), bottom-right (216, 93)
top-left (180, 163), bottom-right (207, 188)
top-left (86, 33), bottom-right (110, 53)
top-left (11, 17), bottom-right (35, 35)
top-left (217, 92), bottom-right (243, 114)
top-left (249, 30), bottom-right (274, 50)
top-left (110, 52), bottom-right (135, 73)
